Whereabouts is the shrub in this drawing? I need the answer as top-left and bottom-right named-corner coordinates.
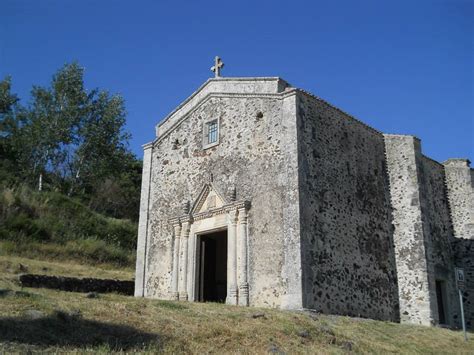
top-left (0, 184), bottom-right (137, 267)
top-left (0, 240), bottom-right (135, 268)
top-left (2, 213), bottom-right (51, 241)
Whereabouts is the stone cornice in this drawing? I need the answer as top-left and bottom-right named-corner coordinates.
top-left (383, 133), bottom-right (421, 141)
top-left (443, 158), bottom-right (471, 167)
top-left (142, 142), bottom-right (154, 150)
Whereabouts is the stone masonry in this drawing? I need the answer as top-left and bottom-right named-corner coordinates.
top-left (135, 71), bottom-right (473, 329)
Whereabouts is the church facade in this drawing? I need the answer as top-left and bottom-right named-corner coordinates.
top-left (135, 68), bottom-right (473, 328)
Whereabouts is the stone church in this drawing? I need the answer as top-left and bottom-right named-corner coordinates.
top-left (135, 57), bottom-right (473, 329)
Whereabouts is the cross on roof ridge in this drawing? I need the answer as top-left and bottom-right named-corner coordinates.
top-left (210, 56), bottom-right (224, 78)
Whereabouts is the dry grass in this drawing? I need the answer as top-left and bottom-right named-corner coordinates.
top-left (0, 255), bottom-right (134, 280)
top-left (0, 257), bottom-right (472, 354)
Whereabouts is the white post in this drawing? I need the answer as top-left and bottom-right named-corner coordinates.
top-left (238, 207), bottom-right (249, 306)
top-left (178, 220), bottom-right (190, 301)
top-left (459, 288), bottom-right (468, 341)
top-left (226, 209), bottom-right (238, 305)
top-left (171, 223), bottom-right (181, 300)
top-left (38, 173), bottom-right (43, 191)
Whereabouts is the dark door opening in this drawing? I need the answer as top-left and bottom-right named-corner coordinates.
top-left (196, 230), bottom-right (227, 303)
top-left (435, 280), bottom-right (447, 325)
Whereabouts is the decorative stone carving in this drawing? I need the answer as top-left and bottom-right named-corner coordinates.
top-left (228, 186), bottom-right (237, 202)
top-left (182, 200), bottom-right (190, 215)
top-left (238, 207), bottom-right (249, 306)
top-left (178, 219), bottom-right (191, 301)
top-left (171, 223), bottom-right (181, 300)
top-left (168, 182), bottom-right (250, 306)
top-left (191, 183), bottom-right (226, 214)
top-left (227, 208), bottom-right (238, 305)
top-left (207, 195), bottom-right (216, 209)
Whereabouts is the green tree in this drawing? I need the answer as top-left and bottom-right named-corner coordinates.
top-left (20, 63), bottom-right (88, 190)
top-left (67, 91), bottom-right (130, 196)
top-left (0, 76), bottom-right (23, 184)
top-left (1, 63), bottom-right (142, 221)
top-left (0, 76), bottom-right (19, 113)
top-left (89, 154), bottom-right (142, 220)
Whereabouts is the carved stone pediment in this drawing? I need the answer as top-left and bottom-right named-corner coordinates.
top-left (192, 183), bottom-right (228, 214)
top-left (169, 183), bottom-right (250, 225)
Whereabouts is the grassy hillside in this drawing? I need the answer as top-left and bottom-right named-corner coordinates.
top-left (0, 255), bottom-right (133, 280)
top-left (0, 257), bottom-right (472, 354)
top-left (0, 185), bottom-right (137, 268)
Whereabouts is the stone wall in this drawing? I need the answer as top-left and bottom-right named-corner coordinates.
top-left (142, 93), bottom-right (303, 308)
top-left (418, 156), bottom-right (459, 327)
top-left (19, 274), bottom-right (134, 295)
top-left (443, 158), bottom-right (474, 329)
top-left (452, 238), bottom-right (474, 329)
top-left (155, 78), bottom-right (289, 136)
top-left (296, 92), bottom-right (399, 321)
top-left (444, 159), bottom-right (474, 240)
top-left (384, 135), bottom-right (434, 325)
top-left (384, 137), bottom-right (464, 327)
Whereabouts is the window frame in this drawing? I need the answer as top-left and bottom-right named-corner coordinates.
top-left (202, 118), bottom-right (220, 149)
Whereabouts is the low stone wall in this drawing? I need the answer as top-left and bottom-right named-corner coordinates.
top-left (19, 274), bottom-right (134, 295)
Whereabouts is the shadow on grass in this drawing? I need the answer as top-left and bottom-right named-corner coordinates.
top-left (0, 311), bottom-right (161, 351)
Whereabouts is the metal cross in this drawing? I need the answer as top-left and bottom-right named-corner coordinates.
top-left (210, 56), bottom-right (224, 78)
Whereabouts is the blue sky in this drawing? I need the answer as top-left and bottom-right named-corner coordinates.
top-left (1, 0), bottom-right (473, 162)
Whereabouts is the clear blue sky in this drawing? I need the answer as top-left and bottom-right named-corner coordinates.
top-left (1, 0), bottom-right (473, 162)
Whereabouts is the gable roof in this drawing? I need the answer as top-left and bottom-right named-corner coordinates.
top-left (155, 77), bottom-right (291, 138)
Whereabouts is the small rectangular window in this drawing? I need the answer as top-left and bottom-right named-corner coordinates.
top-left (203, 118), bottom-right (220, 149)
top-left (207, 120), bottom-right (218, 144)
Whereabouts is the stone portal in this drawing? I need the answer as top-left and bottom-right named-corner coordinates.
top-left (168, 183), bottom-right (250, 306)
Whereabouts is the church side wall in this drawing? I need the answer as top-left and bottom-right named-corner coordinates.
top-left (452, 238), bottom-right (474, 330)
top-left (418, 156), bottom-right (459, 327)
top-left (296, 92), bottom-right (399, 321)
top-left (144, 94), bottom-right (303, 308)
top-left (444, 159), bottom-right (474, 329)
